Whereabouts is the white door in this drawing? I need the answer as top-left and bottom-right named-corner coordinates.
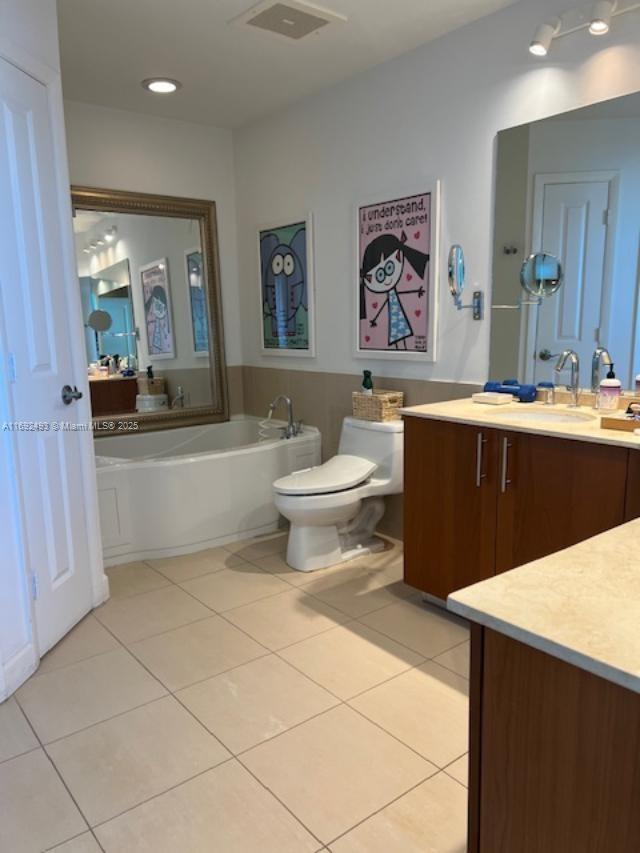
top-left (0, 58), bottom-right (95, 654)
top-left (527, 175), bottom-right (613, 385)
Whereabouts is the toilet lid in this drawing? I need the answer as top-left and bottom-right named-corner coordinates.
top-left (274, 455), bottom-right (377, 496)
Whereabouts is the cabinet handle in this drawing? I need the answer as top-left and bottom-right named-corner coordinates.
top-left (476, 432), bottom-right (488, 488)
top-left (501, 437), bottom-right (513, 493)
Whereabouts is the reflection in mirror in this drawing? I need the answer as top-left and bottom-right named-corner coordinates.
top-left (448, 244), bottom-right (466, 302)
top-left (519, 252), bottom-right (563, 298)
top-left (489, 91), bottom-right (640, 389)
top-left (72, 189), bottom-right (227, 431)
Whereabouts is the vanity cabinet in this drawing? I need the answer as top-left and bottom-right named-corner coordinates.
top-left (404, 416), bottom-right (630, 598)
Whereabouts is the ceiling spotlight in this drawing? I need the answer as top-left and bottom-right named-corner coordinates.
top-left (96, 238), bottom-right (105, 247)
top-left (89, 241), bottom-right (98, 250)
top-left (529, 18), bottom-right (561, 56)
top-left (141, 78), bottom-right (182, 94)
top-left (105, 226), bottom-right (117, 243)
top-left (589, 0), bottom-right (615, 34)
top-left (82, 246), bottom-right (91, 254)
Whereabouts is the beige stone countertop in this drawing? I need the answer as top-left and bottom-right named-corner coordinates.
top-left (448, 519), bottom-right (640, 693)
top-left (401, 397), bottom-right (640, 450)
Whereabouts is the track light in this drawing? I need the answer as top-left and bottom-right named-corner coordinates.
top-left (82, 246), bottom-right (91, 254)
top-left (529, 18), bottom-right (561, 56)
top-left (104, 226), bottom-right (117, 243)
top-left (589, 0), bottom-right (615, 34)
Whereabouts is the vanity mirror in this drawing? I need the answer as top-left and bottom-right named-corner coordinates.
top-left (489, 91), bottom-right (640, 389)
top-left (72, 187), bottom-right (228, 432)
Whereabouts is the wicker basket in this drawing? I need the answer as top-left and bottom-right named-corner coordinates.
top-left (137, 376), bottom-right (167, 395)
top-left (352, 390), bottom-right (404, 422)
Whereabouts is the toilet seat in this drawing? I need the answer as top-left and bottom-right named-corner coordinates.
top-left (273, 455), bottom-right (377, 497)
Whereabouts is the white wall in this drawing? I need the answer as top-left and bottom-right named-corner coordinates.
top-left (64, 101), bottom-right (243, 366)
top-left (0, 0), bottom-right (60, 72)
top-left (528, 117), bottom-right (640, 387)
top-left (234, 0), bottom-right (640, 384)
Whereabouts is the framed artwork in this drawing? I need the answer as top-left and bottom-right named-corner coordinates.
top-left (185, 248), bottom-right (210, 356)
top-left (258, 214), bottom-right (315, 356)
top-left (356, 184), bottom-right (440, 361)
top-left (140, 258), bottom-right (175, 359)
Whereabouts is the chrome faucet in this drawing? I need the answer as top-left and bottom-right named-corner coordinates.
top-left (591, 347), bottom-right (613, 393)
top-left (269, 394), bottom-right (302, 439)
top-left (171, 385), bottom-right (185, 409)
top-left (555, 350), bottom-right (580, 408)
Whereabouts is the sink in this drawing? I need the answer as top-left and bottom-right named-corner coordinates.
top-left (488, 407), bottom-right (597, 425)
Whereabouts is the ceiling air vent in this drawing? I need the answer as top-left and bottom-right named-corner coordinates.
top-left (231, 1), bottom-right (347, 40)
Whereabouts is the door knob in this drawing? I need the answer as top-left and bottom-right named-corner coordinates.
top-left (61, 385), bottom-right (83, 405)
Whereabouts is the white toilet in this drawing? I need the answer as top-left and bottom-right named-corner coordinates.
top-left (273, 417), bottom-right (403, 572)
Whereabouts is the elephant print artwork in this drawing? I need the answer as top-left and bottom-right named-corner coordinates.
top-left (358, 191), bottom-right (433, 355)
top-left (259, 219), bottom-right (313, 353)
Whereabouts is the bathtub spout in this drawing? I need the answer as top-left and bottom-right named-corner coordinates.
top-left (269, 395), bottom-right (302, 439)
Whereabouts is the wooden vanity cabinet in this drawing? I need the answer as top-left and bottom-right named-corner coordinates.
top-left (404, 416), bottom-right (630, 598)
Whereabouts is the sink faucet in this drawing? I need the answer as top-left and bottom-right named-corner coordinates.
top-left (555, 350), bottom-right (580, 408)
top-left (171, 385), bottom-right (185, 409)
top-left (591, 347), bottom-right (613, 393)
top-left (269, 394), bottom-right (302, 439)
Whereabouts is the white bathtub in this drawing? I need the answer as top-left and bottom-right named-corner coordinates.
top-left (94, 416), bottom-right (321, 566)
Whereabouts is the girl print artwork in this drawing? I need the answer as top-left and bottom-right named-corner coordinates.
top-left (141, 259), bottom-right (175, 359)
top-left (358, 189), bottom-right (437, 359)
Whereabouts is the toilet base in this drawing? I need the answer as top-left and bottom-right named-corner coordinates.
top-left (285, 497), bottom-right (387, 573)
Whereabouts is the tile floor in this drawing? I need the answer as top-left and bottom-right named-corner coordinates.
top-left (1, 534), bottom-right (470, 852)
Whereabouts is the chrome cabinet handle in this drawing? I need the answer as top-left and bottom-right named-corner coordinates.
top-left (501, 437), bottom-right (512, 493)
top-left (476, 432), bottom-right (488, 488)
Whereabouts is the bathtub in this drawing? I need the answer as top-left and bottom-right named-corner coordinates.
top-left (94, 416), bottom-right (321, 566)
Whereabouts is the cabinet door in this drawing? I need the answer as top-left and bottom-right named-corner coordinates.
top-left (404, 417), bottom-right (498, 599)
top-left (496, 431), bottom-right (628, 574)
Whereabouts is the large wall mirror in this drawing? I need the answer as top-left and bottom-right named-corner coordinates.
top-left (490, 91), bottom-right (640, 390)
top-left (72, 187), bottom-right (228, 432)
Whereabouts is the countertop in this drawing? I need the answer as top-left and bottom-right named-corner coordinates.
top-left (401, 397), bottom-right (640, 449)
top-left (448, 519), bottom-right (640, 693)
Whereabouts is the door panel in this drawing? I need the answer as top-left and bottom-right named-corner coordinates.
top-left (496, 431), bottom-right (628, 574)
top-left (404, 418), bottom-right (498, 599)
top-left (531, 179), bottom-right (610, 385)
top-left (0, 58), bottom-right (93, 653)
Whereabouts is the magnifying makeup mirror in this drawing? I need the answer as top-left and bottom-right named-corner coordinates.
top-left (448, 244), bottom-right (483, 320)
top-left (520, 252), bottom-right (563, 298)
top-left (87, 309), bottom-right (113, 332)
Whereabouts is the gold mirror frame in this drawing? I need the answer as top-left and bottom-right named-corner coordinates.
top-left (72, 186), bottom-right (229, 434)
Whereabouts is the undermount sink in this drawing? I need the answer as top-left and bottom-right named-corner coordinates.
top-left (489, 406), bottom-right (597, 425)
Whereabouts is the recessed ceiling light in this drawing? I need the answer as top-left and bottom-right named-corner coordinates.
top-left (589, 0), bottom-right (615, 34)
top-left (141, 78), bottom-right (182, 94)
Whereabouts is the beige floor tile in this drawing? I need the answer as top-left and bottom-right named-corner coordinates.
top-left (95, 760), bottom-right (318, 853)
top-left (300, 564), bottom-right (415, 618)
top-left (17, 648), bottom-right (166, 743)
top-left (359, 599), bottom-right (469, 658)
top-left (105, 561), bottom-right (171, 599)
top-left (94, 585), bottom-right (211, 643)
top-left (433, 641), bottom-right (470, 679)
top-left (38, 615), bottom-right (120, 675)
top-left (329, 772), bottom-right (467, 852)
top-left (0, 749), bottom-right (87, 853)
top-left (0, 696), bottom-right (38, 763)
top-left (349, 661), bottom-right (469, 768)
top-left (224, 588), bottom-right (348, 650)
top-left (252, 551), bottom-right (320, 586)
top-left (180, 562), bottom-right (290, 612)
top-left (226, 532), bottom-right (288, 560)
top-left (48, 695), bottom-right (229, 826)
top-left (242, 705), bottom-right (435, 844)
top-left (178, 654), bottom-right (338, 753)
top-left (445, 754), bottom-right (469, 787)
top-left (129, 615), bottom-right (266, 691)
top-left (49, 832), bottom-right (102, 852)
top-left (280, 622), bottom-right (424, 700)
top-left (147, 547), bottom-right (244, 583)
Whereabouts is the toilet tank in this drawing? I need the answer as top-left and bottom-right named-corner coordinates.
top-left (338, 417), bottom-right (404, 493)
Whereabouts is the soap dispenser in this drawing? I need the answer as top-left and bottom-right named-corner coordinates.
top-left (361, 370), bottom-right (374, 395)
top-left (599, 365), bottom-right (622, 411)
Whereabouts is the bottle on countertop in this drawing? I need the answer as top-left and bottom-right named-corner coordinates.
top-left (599, 365), bottom-right (622, 411)
top-left (361, 370), bottom-right (374, 395)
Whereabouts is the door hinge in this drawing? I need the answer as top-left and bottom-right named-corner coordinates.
top-left (7, 352), bottom-right (16, 383)
top-left (30, 572), bottom-right (39, 601)
top-left (602, 209), bottom-right (610, 226)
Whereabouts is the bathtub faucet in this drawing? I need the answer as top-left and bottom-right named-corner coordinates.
top-left (269, 395), bottom-right (302, 439)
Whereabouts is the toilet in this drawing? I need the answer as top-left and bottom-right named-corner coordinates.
top-left (273, 417), bottom-right (403, 572)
